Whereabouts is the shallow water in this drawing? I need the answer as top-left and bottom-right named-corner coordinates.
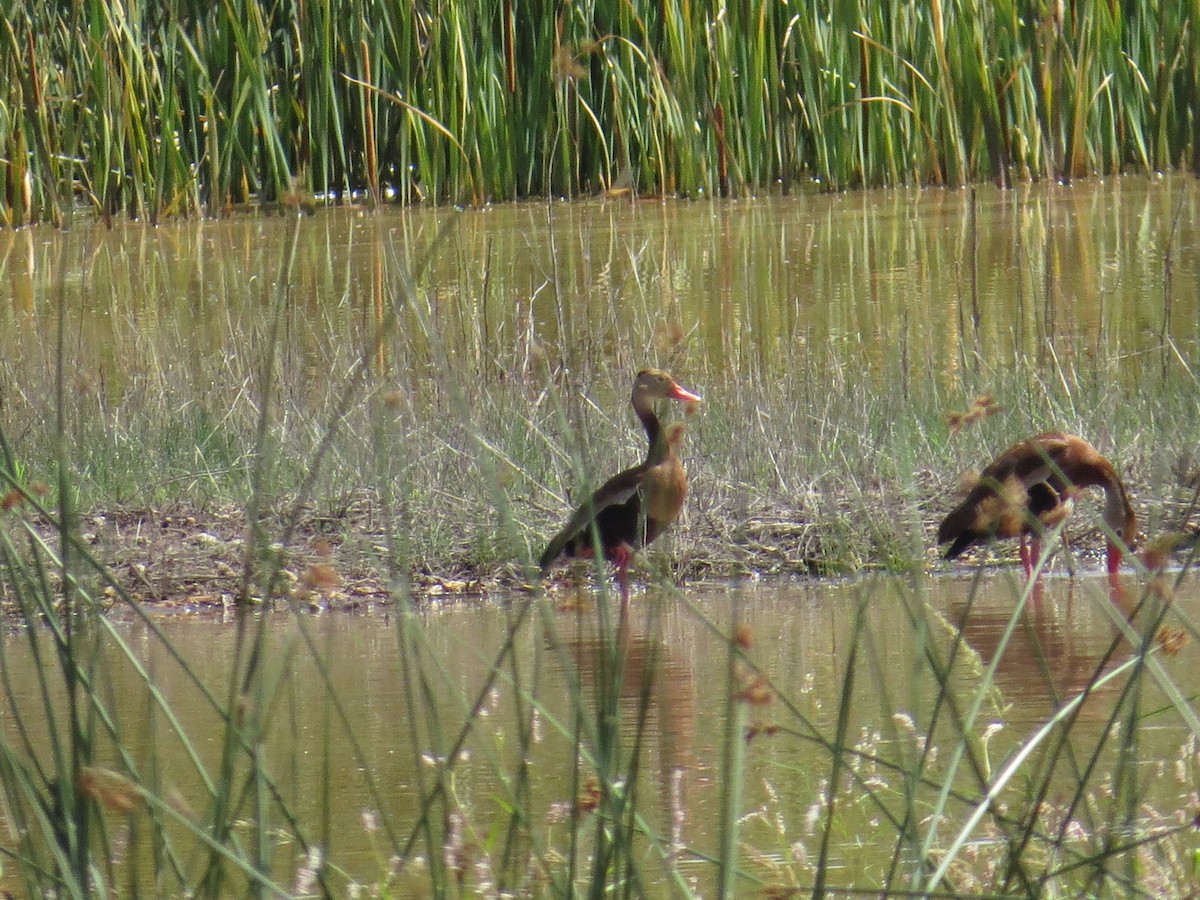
top-left (2, 571), bottom-right (1196, 894)
top-left (1, 180), bottom-right (1199, 893)
top-left (1, 179), bottom-right (1198, 406)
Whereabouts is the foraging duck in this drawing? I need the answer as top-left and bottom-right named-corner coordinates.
top-left (540, 369), bottom-right (701, 606)
top-left (938, 432), bottom-right (1136, 578)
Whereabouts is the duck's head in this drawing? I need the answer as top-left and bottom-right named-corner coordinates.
top-left (632, 368), bottom-right (702, 410)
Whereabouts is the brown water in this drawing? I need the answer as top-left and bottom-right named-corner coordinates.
top-left (1, 179), bottom-right (1198, 406)
top-left (3, 573), bottom-right (1197, 894)
top-left (1, 180), bottom-right (1199, 893)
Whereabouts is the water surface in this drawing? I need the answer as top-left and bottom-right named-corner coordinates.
top-left (3, 572), bottom-right (1195, 894)
top-left (1, 179), bottom-right (1198, 893)
top-left (1, 179), bottom-right (1197, 406)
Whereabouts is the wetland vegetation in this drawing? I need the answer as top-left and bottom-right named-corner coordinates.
top-left (5, 0), bottom-right (1200, 223)
top-left (4, 2), bottom-right (1200, 888)
top-left (0, 182), bottom-right (1199, 896)
top-left (3, 184), bottom-right (1198, 594)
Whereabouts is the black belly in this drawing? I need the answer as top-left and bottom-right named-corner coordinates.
top-left (566, 495), bottom-right (665, 560)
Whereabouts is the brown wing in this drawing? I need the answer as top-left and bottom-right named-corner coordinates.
top-left (977, 432), bottom-right (1076, 487)
top-left (539, 463), bottom-right (648, 572)
top-left (937, 433), bottom-right (1078, 557)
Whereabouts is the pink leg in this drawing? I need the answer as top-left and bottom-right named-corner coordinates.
top-left (1020, 534), bottom-right (1033, 578)
top-left (1105, 541), bottom-right (1123, 578)
top-left (612, 544), bottom-right (633, 610)
top-left (1024, 535), bottom-right (1046, 604)
top-left (1106, 541), bottom-right (1125, 605)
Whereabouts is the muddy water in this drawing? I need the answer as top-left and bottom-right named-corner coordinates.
top-left (0, 179), bottom-right (1198, 402)
top-left (1, 180), bottom-right (1199, 892)
top-left (2, 573), bottom-right (1196, 893)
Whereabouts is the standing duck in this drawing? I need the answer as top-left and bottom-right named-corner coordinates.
top-left (540, 369), bottom-right (701, 606)
top-left (938, 432), bottom-right (1136, 579)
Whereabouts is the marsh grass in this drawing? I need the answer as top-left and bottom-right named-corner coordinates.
top-left (1, 208), bottom-right (1199, 897)
top-left (4, 1), bottom-right (1200, 222)
top-left (2, 187), bottom-right (1200, 582)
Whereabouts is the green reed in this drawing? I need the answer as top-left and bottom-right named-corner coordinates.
top-left (1, 210), bottom-right (1199, 897)
top-left (2, 0), bottom-right (1200, 222)
top-left (1, 194), bottom-right (1199, 580)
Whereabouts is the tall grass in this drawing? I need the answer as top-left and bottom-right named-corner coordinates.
top-left (2, 0), bottom-right (1200, 222)
top-left (1, 182), bottom-right (1198, 581)
top-left (2, 206), bottom-right (1197, 897)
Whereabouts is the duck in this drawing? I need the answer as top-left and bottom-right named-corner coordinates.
top-left (540, 369), bottom-right (701, 606)
top-left (937, 432), bottom-right (1136, 579)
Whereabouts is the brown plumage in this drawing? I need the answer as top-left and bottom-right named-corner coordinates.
top-left (938, 432), bottom-right (1136, 578)
top-left (540, 369), bottom-right (701, 605)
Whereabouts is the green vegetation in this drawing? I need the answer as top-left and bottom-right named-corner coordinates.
top-left (3, 0), bottom-right (1200, 224)
top-left (1, 215), bottom-right (1198, 897)
top-left (1, 4), bottom-right (1198, 890)
top-left (2, 183), bottom-right (1197, 584)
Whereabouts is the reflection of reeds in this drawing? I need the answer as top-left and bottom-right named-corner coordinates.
top-left (2, 190), bottom-right (1198, 581)
top-left (3, 203), bottom-right (1200, 896)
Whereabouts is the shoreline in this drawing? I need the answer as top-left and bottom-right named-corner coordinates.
top-left (0, 488), bottom-right (1155, 619)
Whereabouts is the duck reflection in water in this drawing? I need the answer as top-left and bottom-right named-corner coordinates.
top-left (553, 598), bottom-right (696, 863)
top-left (947, 575), bottom-right (1167, 722)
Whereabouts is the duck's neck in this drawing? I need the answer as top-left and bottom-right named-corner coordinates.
top-left (1103, 479), bottom-right (1135, 573)
top-left (1103, 482), bottom-right (1126, 532)
top-left (634, 399), bottom-right (665, 463)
